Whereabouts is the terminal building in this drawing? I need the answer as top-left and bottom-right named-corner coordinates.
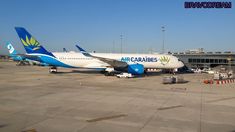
top-left (171, 48), bottom-right (235, 69)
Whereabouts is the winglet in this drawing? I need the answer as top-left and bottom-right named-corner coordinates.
top-left (75, 44), bottom-right (92, 57)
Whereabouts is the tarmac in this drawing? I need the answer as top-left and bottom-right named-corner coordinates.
top-left (0, 61), bottom-right (235, 132)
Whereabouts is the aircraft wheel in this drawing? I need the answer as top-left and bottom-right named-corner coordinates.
top-left (104, 72), bottom-right (109, 76)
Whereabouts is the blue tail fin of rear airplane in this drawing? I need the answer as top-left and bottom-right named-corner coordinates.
top-left (6, 42), bottom-right (23, 61)
top-left (6, 42), bottom-right (18, 55)
top-left (15, 27), bottom-right (55, 57)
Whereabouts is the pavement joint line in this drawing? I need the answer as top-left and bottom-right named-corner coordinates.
top-left (157, 105), bottom-right (184, 110)
top-left (86, 114), bottom-right (127, 122)
top-left (206, 97), bottom-right (235, 103)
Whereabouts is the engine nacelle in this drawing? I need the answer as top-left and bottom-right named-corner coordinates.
top-left (127, 64), bottom-right (144, 75)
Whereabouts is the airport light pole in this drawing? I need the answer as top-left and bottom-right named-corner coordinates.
top-left (227, 56), bottom-right (232, 78)
top-left (161, 26), bottom-right (165, 54)
top-left (120, 34), bottom-right (123, 53)
top-left (112, 40), bottom-right (115, 53)
top-left (227, 56), bottom-right (232, 71)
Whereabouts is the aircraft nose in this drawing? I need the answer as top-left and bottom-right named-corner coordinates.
top-left (179, 61), bottom-right (184, 68)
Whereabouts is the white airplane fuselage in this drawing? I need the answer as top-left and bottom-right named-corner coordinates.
top-left (50, 52), bottom-right (184, 70)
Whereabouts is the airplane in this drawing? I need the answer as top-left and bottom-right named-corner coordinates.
top-left (6, 42), bottom-right (48, 66)
top-left (14, 27), bottom-right (184, 75)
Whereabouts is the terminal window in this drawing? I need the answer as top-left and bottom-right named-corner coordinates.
top-left (210, 59), bottom-right (214, 63)
top-left (196, 59), bottom-right (200, 63)
top-left (188, 59), bottom-right (192, 63)
top-left (201, 59), bottom-right (205, 63)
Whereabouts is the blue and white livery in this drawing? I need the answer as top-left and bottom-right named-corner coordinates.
top-left (6, 42), bottom-right (24, 61)
top-left (15, 27), bottom-right (184, 74)
top-left (6, 42), bottom-right (49, 66)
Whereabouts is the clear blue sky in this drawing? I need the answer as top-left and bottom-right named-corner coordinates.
top-left (0, 0), bottom-right (234, 54)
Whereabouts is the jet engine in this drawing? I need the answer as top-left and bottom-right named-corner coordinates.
top-left (127, 64), bottom-right (144, 75)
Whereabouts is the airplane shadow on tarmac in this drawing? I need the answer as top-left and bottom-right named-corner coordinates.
top-left (54, 70), bottom-right (163, 76)
top-left (53, 70), bottom-right (191, 82)
top-left (54, 70), bottom-right (103, 75)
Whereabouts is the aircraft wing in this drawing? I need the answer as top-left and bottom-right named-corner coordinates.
top-left (17, 54), bottom-right (42, 61)
top-left (92, 56), bottom-right (128, 68)
top-left (75, 45), bottom-right (128, 68)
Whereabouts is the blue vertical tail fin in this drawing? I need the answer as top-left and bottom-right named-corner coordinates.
top-left (15, 27), bottom-right (54, 57)
top-left (6, 42), bottom-right (18, 55)
top-left (6, 42), bottom-right (23, 61)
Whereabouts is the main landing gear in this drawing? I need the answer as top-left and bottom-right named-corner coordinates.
top-left (49, 66), bottom-right (57, 73)
top-left (104, 72), bottom-right (115, 76)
